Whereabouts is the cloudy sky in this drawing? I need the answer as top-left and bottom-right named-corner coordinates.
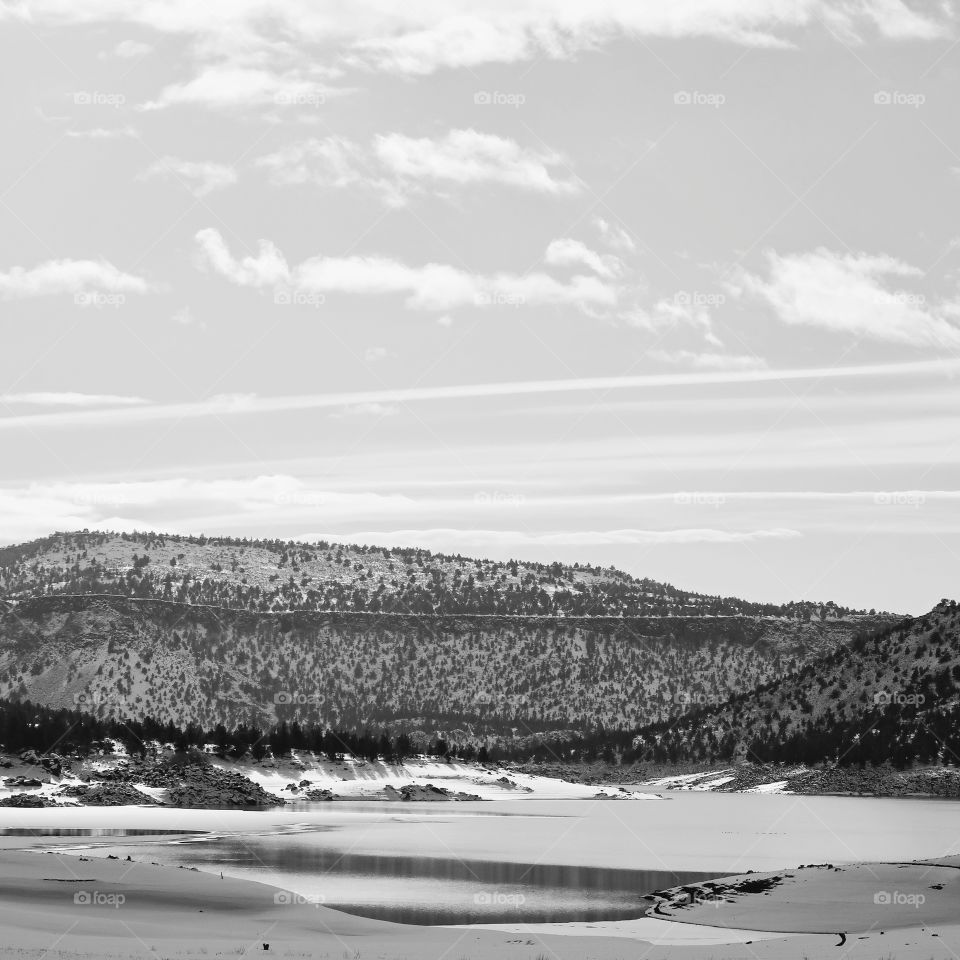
top-left (2, 1), bottom-right (960, 614)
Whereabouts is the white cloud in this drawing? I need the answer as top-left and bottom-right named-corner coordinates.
top-left (374, 129), bottom-right (579, 195)
top-left (3, 357), bottom-right (957, 432)
top-left (0, 393), bottom-right (146, 407)
top-left (66, 125), bottom-right (138, 139)
top-left (137, 156), bottom-right (238, 196)
top-left (545, 238), bottom-right (623, 278)
top-left (0, 258), bottom-right (151, 299)
top-left (140, 65), bottom-right (335, 111)
top-left (195, 228), bottom-right (618, 311)
top-left (648, 349), bottom-right (766, 371)
top-left (111, 39), bottom-right (152, 58)
top-left (625, 296), bottom-right (721, 346)
top-left (310, 527), bottom-right (803, 546)
top-left (730, 248), bottom-right (960, 349)
top-left (256, 130), bottom-right (580, 204)
top-left (594, 217), bottom-right (636, 253)
top-left (195, 228), bottom-right (291, 288)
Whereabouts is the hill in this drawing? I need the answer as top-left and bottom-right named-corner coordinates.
top-left (632, 599), bottom-right (960, 768)
top-left (0, 530), bottom-right (878, 619)
top-left (0, 532), bottom-right (896, 734)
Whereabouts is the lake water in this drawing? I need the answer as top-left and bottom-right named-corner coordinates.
top-left (21, 792), bottom-right (959, 926)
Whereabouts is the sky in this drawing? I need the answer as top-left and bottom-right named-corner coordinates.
top-left (1, 1), bottom-right (959, 614)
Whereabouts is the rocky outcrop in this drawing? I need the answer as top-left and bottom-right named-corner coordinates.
top-left (59, 783), bottom-right (156, 805)
top-left (0, 792), bottom-right (56, 807)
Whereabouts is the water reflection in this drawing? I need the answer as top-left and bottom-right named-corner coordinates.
top-left (170, 838), bottom-right (714, 924)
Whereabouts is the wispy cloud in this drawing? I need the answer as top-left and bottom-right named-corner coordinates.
top-left (137, 156), bottom-right (238, 196)
top-left (0, 258), bottom-right (152, 299)
top-left (256, 129), bottom-right (580, 204)
top-left (729, 248), bottom-right (960, 349)
top-left (1, 358), bottom-right (957, 432)
top-left (0, 393), bottom-right (146, 407)
top-left (194, 227), bottom-right (618, 311)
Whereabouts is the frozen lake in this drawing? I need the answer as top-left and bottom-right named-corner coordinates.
top-left (8, 792), bottom-right (957, 925)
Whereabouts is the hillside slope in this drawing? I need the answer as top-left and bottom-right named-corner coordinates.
top-left (0, 531), bottom-right (879, 619)
top-left (0, 595), bottom-right (891, 732)
top-left (633, 600), bottom-right (960, 767)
